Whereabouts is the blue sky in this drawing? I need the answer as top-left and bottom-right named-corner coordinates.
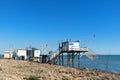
top-left (0, 0), bottom-right (120, 54)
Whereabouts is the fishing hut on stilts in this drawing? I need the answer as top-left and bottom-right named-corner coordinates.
top-left (48, 40), bottom-right (97, 68)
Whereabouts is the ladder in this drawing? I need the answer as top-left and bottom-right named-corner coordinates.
top-left (49, 51), bottom-right (61, 61)
top-left (83, 48), bottom-right (98, 60)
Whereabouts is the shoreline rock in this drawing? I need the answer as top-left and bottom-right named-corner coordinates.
top-left (0, 59), bottom-right (120, 80)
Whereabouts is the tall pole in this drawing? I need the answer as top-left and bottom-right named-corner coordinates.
top-left (9, 44), bottom-right (13, 59)
top-left (59, 42), bottom-right (61, 65)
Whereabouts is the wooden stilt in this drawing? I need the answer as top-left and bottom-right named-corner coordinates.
top-left (59, 54), bottom-right (60, 65)
top-left (67, 53), bottom-right (70, 67)
top-left (72, 53), bottom-right (74, 68)
top-left (78, 53), bottom-right (80, 69)
top-left (62, 53), bottom-right (64, 66)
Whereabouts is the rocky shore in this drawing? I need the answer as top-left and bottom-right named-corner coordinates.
top-left (0, 59), bottom-right (120, 80)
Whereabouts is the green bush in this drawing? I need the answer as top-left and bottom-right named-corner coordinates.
top-left (0, 67), bottom-right (2, 71)
top-left (24, 76), bottom-right (39, 80)
top-left (62, 78), bottom-right (69, 80)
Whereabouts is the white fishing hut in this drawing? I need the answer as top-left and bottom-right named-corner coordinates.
top-left (4, 51), bottom-right (13, 59)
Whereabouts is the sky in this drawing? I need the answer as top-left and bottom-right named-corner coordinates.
top-left (0, 0), bottom-right (120, 54)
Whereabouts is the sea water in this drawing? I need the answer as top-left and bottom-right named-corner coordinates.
top-left (80, 55), bottom-right (120, 73)
top-left (57, 55), bottom-right (120, 73)
top-left (0, 54), bottom-right (3, 58)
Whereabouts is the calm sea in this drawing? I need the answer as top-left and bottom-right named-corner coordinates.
top-left (80, 55), bottom-right (120, 73)
top-left (57, 55), bottom-right (120, 73)
top-left (0, 54), bottom-right (4, 58)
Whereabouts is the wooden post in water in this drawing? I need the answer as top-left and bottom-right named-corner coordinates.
top-left (67, 53), bottom-right (69, 66)
top-left (72, 53), bottom-right (75, 68)
top-left (78, 53), bottom-right (80, 69)
top-left (67, 53), bottom-right (70, 67)
top-left (62, 53), bottom-right (64, 66)
top-left (70, 53), bottom-right (72, 67)
top-left (59, 54), bottom-right (60, 65)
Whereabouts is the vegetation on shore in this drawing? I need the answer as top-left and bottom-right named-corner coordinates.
top-left (0, 67), bottom-right (2, 71)
top-left (0, 59), bottom-right (120, 80)
top-left (24, 76), bottom-right (39, 80)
